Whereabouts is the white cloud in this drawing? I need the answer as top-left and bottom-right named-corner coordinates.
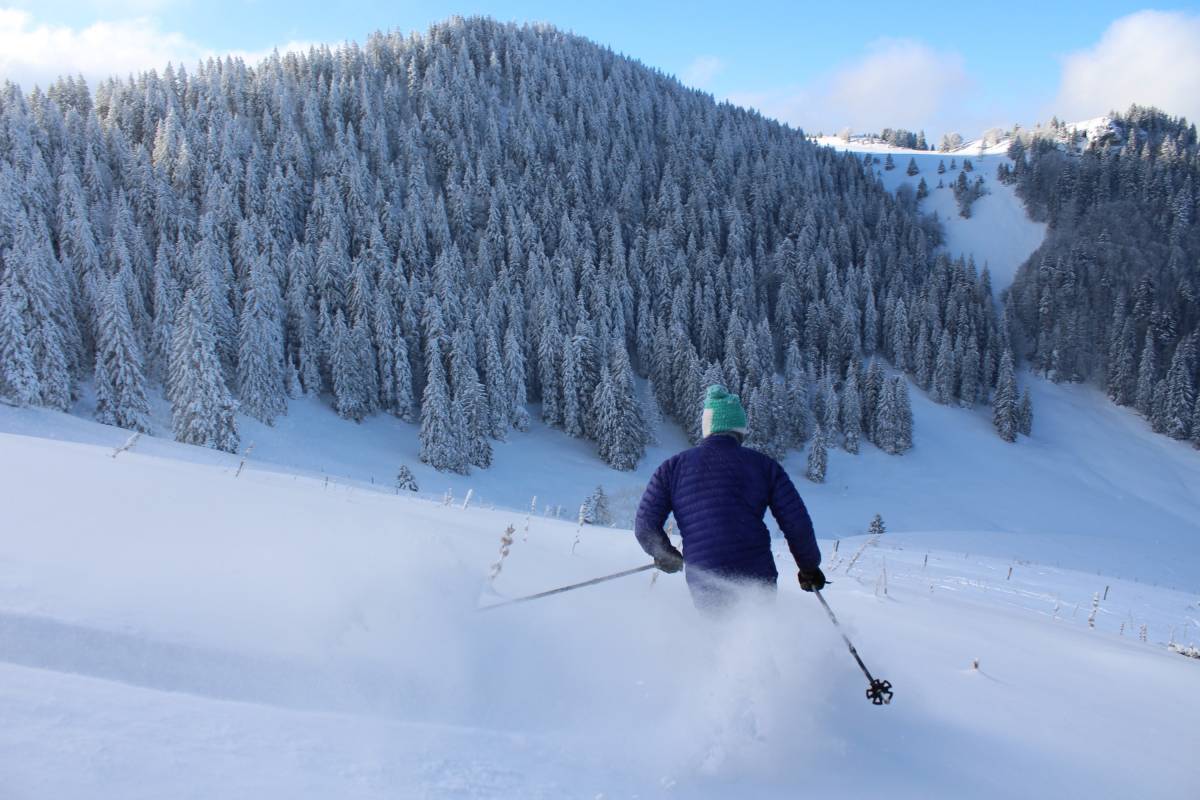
top-left (1054, 10), bottom-right (1200, 124)
top-left (0, 8), bottom-right (310, 90)
top-left (681, 55), bottom-right (724, 89)
top-left (727, 39), bottom-right (970, 136)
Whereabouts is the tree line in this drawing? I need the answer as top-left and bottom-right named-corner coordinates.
top-left (0, 17), bottom-right (1026, 478)
top-left (1004, 106), bottom-right (1199, 446)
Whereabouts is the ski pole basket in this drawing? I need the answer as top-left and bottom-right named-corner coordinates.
top-left (814, 589), bottom-right (894, 706)
top-left (866, 678), bottom-right (894, 706)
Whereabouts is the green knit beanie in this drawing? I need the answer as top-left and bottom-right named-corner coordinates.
top-left (702, 384), bottom-right (748, 437)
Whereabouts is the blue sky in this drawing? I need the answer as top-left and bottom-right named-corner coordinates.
top-left (4, 1), bottom-right (1200, 136)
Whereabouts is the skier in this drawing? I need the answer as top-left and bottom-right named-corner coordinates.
top-left (635, 385), bottom-right (825, 614)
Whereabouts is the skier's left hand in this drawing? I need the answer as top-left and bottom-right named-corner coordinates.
top-left (798, 566), bottom-right (826, 592)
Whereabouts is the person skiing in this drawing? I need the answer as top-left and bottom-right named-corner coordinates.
top-left (635, 384), bottom-right (825, 613)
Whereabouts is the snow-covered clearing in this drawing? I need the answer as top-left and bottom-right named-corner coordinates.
top-left (816, 137), bottom-right (1047, 294)
top-left (0, 429), bottom-right (1196, 798)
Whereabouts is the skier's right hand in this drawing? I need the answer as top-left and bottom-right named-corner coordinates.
top-left (654, 547), bottom-right (684, 574)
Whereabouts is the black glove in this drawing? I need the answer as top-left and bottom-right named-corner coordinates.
top-left (798, 566), bottom-right (826, 592)
top-left (654, 547), bottom-right (684, 574)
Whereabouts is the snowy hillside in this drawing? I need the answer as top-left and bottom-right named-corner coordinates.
top-left (1, 14), bottom-right (1198, 794)
top-left (5, 358), bottom-right (1200, 591)
top-left (1, 429), bottom-right (1197, 798)
top-left (816, 139), bottom-right (1046, 293)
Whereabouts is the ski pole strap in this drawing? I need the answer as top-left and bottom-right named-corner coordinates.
top-left (479, 563), bottom-right (656, 611)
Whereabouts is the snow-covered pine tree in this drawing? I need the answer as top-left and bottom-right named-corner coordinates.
top-left (806, 425), bottom-right (827, 483)
top-left (783, 342), bottom-right (811, 447)
top-left (842, 368), bottom-right (863, 454)
top-left (503, 324), bottom-right (529, 431)
top-left (642, 377), bottom-right (663, 446)
top-left (483, 331), bottom-right (509, 440)
top-left (168, 292), bottom-right (239, 452)
top-left (418, 347), bottom-right (466, 474)
top-left (94, 276), bottom-right (152, 432)
top-left (591, 364), bottom-right (621, 467)
top-left (959, 333), bottom-right (981, 407)
top-left (884, 154), bottom-right (895, 171)
top-left (1134, 335), bottom-right (1157, 415)
top-left (237, 256), bottom-right (287, 424)
top-left (1150, 378), bottom-right (1169, 434)
top-left (821, 376), bottom-right (840, 448)
top-left (330, 312), bottom-right (368, 421)
top-left (1164, 336), bottom-right (1196, 440)
top-left (149, 241), bottom-right (179, 381)
top-left (1106, 317), bottom-right (1136, 406)
top-left (894, 377), bottom-right (914, 453)
top-left (906, 158), bottom-right (919, 176)
top-left (395, 465), bottom-right (419, 492)
top-left (863, 359), bottom-right (885, 441)
top-left (0, 274), bottom-right (40, 405)
top-left (450, 331), bottom-right (491, 469)
top-left (993, 350), bottom-right (1019, 443)
top-left (537, 323), bottom-right (563, 428)
top-left (890, 299), bottom-right (910, 371)
top-left (869, 514), bottom-right (886, 535)
top-left (4, 225), bottom-right (72, 410)
top-left (582, 485), bottom-right (612, 525)
top-left (592, 356), bottom-right (646, 471)
top-left (558, 341), bottom-right (589, 442)
top-left (1018, 388), bottom-right (1034, 436)
top-left (611, 345), bottom-right (647, 464)
top-left (873, 378), bottom-right (899, 454)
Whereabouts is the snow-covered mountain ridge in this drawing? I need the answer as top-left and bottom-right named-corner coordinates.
top-left (813, 115), bottom-right (1119, 158)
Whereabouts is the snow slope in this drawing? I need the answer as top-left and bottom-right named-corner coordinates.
top-left (816, 138), bottom-right (1047, 293)
top-left (1, 430), bottom-right (1197, 798)
top-left (4, 362), bottom-right (1199, 592)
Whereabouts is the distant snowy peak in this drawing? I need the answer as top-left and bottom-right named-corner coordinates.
top-left (812, 132), bottom-right (1010, 158)
top-left (812, 115), bottom-right (1121, 159)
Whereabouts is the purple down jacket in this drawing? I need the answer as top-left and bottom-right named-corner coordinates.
top-left (635, 434), bottom-right (821, 584)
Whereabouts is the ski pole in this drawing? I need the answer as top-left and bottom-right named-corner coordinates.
top-left (814, 589), bottom-right (894, 705)
top-left (479, 563), bottom-right (656, 611)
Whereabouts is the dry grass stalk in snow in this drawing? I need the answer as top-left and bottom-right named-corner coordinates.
top-left (235, 442), bottom-right (255, 478)
top-left (523, 496), bottom-right (536, 542)
top-left (572, 504), bottom-right (586, 554)
top-left (111, 432), bottom-right (141, 459)
top-left (488, 525), bottom-right (516, 583)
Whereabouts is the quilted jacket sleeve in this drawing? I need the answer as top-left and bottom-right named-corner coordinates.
top-left (767, 462), bottom-right (821, 570)
top-left (634, 458), bottom-right (676, 559)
